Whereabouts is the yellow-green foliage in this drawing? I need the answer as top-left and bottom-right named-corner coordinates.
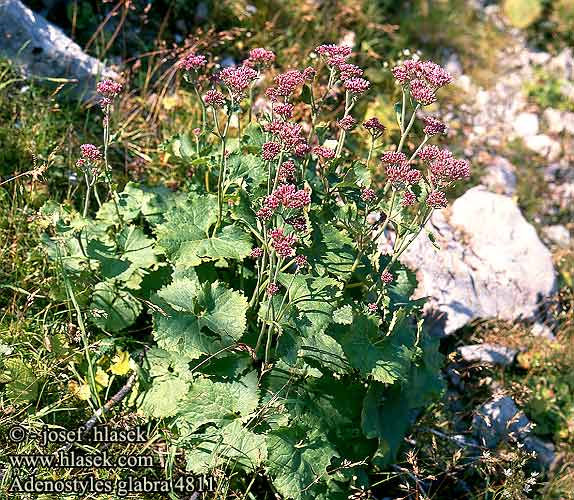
top-left (502, 0), bottom-right (543, 29)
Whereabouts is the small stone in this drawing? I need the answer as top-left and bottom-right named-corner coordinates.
top-left (562, 112), bottom-right (574, 135)
top-left (524, 134), bottom-right (561, 161)
top-left (543, 108), bottom-right (565, 134)
top-left (472, 396), bottom-right (531, 448)
top-left (481, 156), bottom-right (517, 196)
top-left (549, 48), bottom-right (574, 81)
top-left (458, 344), bottom-right (518, 366)
top-left (513, 112), bottom-right (539, 138)
top-left (541, 225), bottom-right (571, 248)
top-left (531, 322), bottom-right (556, 340)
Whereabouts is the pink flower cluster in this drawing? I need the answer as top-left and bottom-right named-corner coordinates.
top-left (265, 121), bottom-right (309, 156)
top-left (286, 215), bottom-right (307, 232)
top-left (426, 190), bottom-right (448, 208)
top-left (267, 282), bottom-right (280, 296)
top-left (275, 103), bottom-right (294, 118)
top-left (250, 247), bottom-right (264, 258)
top-left (313, 146), bottom-right (336, 160)
top-left (392, 59), bottom-right (452, 106)
top-left (303, 66), bottom-right (316, 81)
top-left (278, 160), bottom-right (296, 183)
top-left (420, 147), bottom-right (471, 185)
top-left (381, 270), bottom-right (394, 284)
top-left (343, 77), bottom-right (370, 95)
top-left (274, 70), bottom-right (305, 98)
top-left (422, 115), bottom-right (447, 136)
top-left (367, 303), bottom-right (379, 313)
top-left (315, 44), bottom-right (353, 66)
top-left (177, 52), bottom-right (207, 72)
top-left (338, 63), bottom-right (363, 80)
top-left (262, 141), bottom-right (282, 161)
top-left (80, 144), bottom-right (102, 162)
top-left (401, 191), bottom-right (416, 207)
top-left (204, 89), bottom-right (225, 108)
top-left (337, 115), bottom-right (356, 130)
top-left (96, 79), bottom-right (122, 98)
top-left (219, 65), bottom-right (258, 97)
top-left (363, 117), bottom-right (386, 137)
top-left (270, 227), bottom-right (297, 257)
top-left (294, 254), bottom-right (308, 268)
top-left (361, 188), bottom-right (376, 202)
top-left (392, 59), bottom-right (452, 88)
top-left (269, 184), bottom-right (311, 210)
top-left (381, 151), bottom-right (421, 186)
top-left (246, 48), bottom-right (276, 67)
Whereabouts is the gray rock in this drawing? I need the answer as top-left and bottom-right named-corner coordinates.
top-left (513, 112), bottom-right (539, 138)
top-left (531, 322), bottom-right (556, 341)
top-left (562, 112), bottom-right (574, 135)
top-left (472, 396), bottom-right (531, 448)
top-left (0, 0), bottom-right (118, 100)
top-left (549, 48), bottom-right (574, 81)
top-left (523, 436), bottom-right (556, 468)
top-left (398, 186), bottom-right (556, 335)
top-left (458, 344), bottom-right (517, 366)
top-left (541, 225), bottom-right (571, 248)
top-left (524, 134), bottom-right (561, 161)
top-left (480, 156), bottom-right (517, 196)
top-left (543, 108), bottom-right (566, 134)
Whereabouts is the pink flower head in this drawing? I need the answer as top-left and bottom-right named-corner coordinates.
top-left (287, 216), bottom-right (308, 232)
top-left (338, 63), bottom-right (363, 81)
top-left (422, 115), bottom-right (447, 136)
top-left (293, 141), bottom-right (311, 157)
top-left (367, 302), bottom-right (379, 313)
top-left (381, 270), bottom-right (394, 284)
top-left (343, 77), bottom-right (371, 95)
top-left (418, 144), bottom-right (441, 162)
top-left (256, 206), bottom-right (273, 221)
top-left (250, 247), bottom-right (264, 258)
top-left (386, 163), bottom-right (421, 187)
top-left (363, 117), bottom-right (386, 137)
top-left (337, 115), bottom-right (356, 131)
top-left (428, 149), bottom-right (471, 184)
top-left (278, 122), bottom-right (307, 151)
top-left (409, 79), bottom-right (436, 106)
top-left (295, 254), bottom-right (308, 268)
top-left (80, 144), bottom-right (102, 162)
top-left (315, 44), bottom-right (353, 60)
top-left (274, 103), bottom-right (294, 119)
top-left (273, 184), bottom-right (311, 209)
top-left (426, 190), bottom-right (448, 208)
top-left (380, 151), bottom-right (407, 165)
top-left (264, 194), bottom-right (281, 210)
top-left (264, 120), bottom-right (283, 135)
top-left (177, 53), bottom-right (207, 73)
top-left (75, 158), bottom-right (86, 169)
top-left (270, 227), bottom-right (297, 257)
top-left (274, 70), bottom-right (305, 98)
top-left (193, 127), bottom-right (202, 136)
top-left (96, 79), bottom-right (122, 98)
top-left (265, 87), bottom-right (279, 103)
top-left (246, 47), bottom-right (276, 67)
top-left (262, 141), bottom-right (282, 161)
top-left (420, 61), bottom-right (453, 88)
top-left (361, 187), bottom-right (376, 202)
top-left (278, 160), bottom-right (296, 183)
top-left (219, 65), bottom-right (258, 97)
top-left (267, 282), bottom-right (280, 296)
top-left (401, 190), bottom-right (417, 206)
top-left (313, 146), bottom-right (336, 160)
top-left (204, 89), bottom-right (225, 108)
top-left (303, 66), bottom-right (317, 81)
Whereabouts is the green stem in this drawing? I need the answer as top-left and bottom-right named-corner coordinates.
top-left (397, 104), bottom-right (421, 153)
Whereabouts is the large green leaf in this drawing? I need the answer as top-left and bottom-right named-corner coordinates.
top-left (90, 281), bottom-right (142, 332)
top-left (153, 278), bottom-right (248, 359)
top-left (309, 222), bottom-right (357, 279)
top-left (156, 194), bottom-right (251, 268)
top-left (177, 371), bottom-right (259, 434)
top-left (266, 423), bottom-right (338, 500)
top-left (332, 314), bottom-right (416, 384)
top-left (184, 419), bottom-right (267, 474)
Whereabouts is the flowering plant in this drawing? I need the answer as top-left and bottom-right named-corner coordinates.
top-left (42, 46), bottom-right (469, 499)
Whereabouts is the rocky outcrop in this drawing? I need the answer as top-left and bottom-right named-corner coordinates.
top-left (0, 0), bottom-right (117, 99)
top-left (397, 186), bottom-right (556, 336)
